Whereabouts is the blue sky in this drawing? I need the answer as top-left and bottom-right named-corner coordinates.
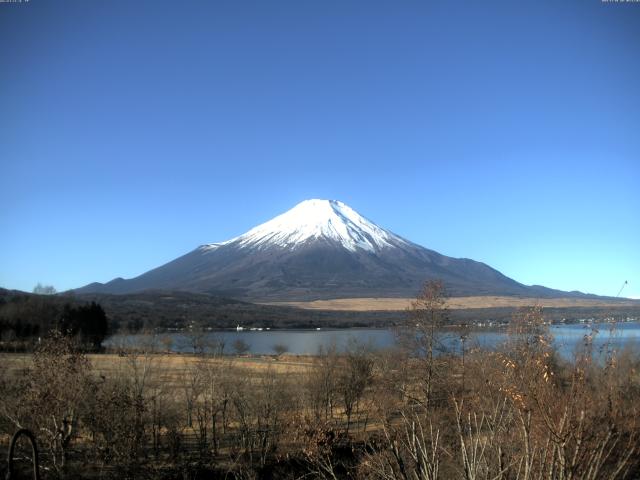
top-left (1, 0), bottom-right (639, 298)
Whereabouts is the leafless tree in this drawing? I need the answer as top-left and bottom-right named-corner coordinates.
top-left (398, 280), bottom-right (450, 409)
top-left (32, 282), bottom-right (57, 295)
top-left (305, 343), bottom-right (340, 422)
top-left (272, 343), bottom-right (288, 358)
top-left (337, 339), bottom-right (374, 434)
top-left (233, 338), bottom-right (251, 356)
top-left (6, 331), bottom-right (93, 473)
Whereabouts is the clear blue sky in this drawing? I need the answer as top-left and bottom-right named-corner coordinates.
top-left (1, 0), bottom-right (638, 298)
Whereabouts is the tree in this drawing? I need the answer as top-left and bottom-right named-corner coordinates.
top-left (7, 331), bottom-right (94, 473)
top-left (337, 340), bottom-right (374, 434)
top-left (400, 279), bottom-right (449, 409)
top-left (272, 343), bottom-right (288, 358)
top-left (194, 354), bottom-right (230, 455)
top-left (187, 322), bottom-right (207, 354)
top-left (161, 335), bottom-right (174, 353)
top-left (0, 294), bottom-right (63, 341)
top-left (33, 283), bottom-right (57, 295)
top-left (233, 338), bottom-right (250, 355)
top-left (57, 302), bottom-right (109, 350)
top-left (305, 343), bottom-right (339, 421)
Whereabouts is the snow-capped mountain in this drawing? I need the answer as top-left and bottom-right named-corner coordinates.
top-left (76, 199), bottom-right (576, 300)
top-left (202, 199), bottom-right (408, 253)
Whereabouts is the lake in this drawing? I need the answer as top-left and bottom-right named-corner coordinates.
top-left (105, 321), bottom-right (640, 360)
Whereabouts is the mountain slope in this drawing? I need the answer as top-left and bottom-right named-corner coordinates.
top-left (76, 199), bottom-right (591, 301)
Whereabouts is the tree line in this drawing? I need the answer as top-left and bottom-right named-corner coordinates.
top-left (0, 290), bottom-right (109, 351)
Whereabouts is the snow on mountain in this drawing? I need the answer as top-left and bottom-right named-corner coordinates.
top-left (201, 199), bottom-right (408, 253)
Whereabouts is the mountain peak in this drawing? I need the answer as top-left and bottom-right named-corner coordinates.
top-left (75, 200), bottom-right (598, 301)
top-left (203, 199), bottom-right (408, 253)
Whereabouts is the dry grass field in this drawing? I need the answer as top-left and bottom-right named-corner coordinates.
top-left (0, 352), bottom-right (314, 382)
top-left (263, 295), bottom-right (640, 311)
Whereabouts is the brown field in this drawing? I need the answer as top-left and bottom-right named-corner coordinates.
top-left (263, 295), bottom-right (640, 311)
top-left (0, 351), bottom-right (313, 375)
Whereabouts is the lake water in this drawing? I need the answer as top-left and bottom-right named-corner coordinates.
top-left (105, 321), bottom-right (640, 360)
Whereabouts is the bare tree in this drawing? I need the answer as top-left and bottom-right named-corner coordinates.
top-left (32, 282), bottom-right (57, 295)
top-left (306, 343), bottom-right (340, 421)
top-left (194, 355), bottom-right (230, 455)
top-left (233, 338), bottom-right (251, 356)
top-left (399, 280), bottom-right (449, 409)
top-left (337, 340), bottom-right (374, 434)
top-left (160, 335), bottom-right (174, 353)
top-left (10, 331), bottom-right (93, 473)
top-left (187, 322), bottom-right (208, 354)
top-left (181, 360), bottom-right (202, 428)
top-left (272, 343), bottom-right (288, 358)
